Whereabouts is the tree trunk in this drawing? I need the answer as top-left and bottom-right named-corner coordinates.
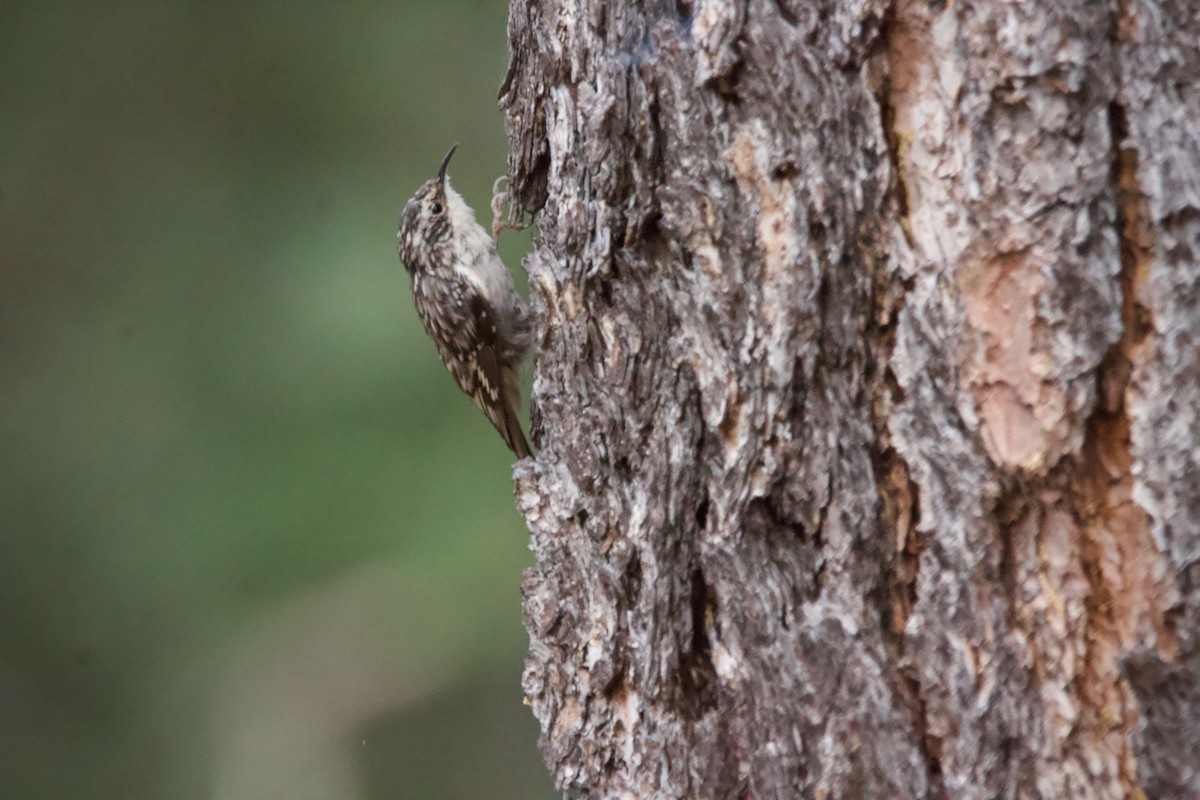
top-left (499, 0), bottom-right (1200, 797)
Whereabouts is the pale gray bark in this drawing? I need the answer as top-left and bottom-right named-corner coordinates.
top-left (499, 1), bottom-right (1200, 798)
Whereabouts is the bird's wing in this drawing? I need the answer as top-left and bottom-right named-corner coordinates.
top-left (463, 293), bottom-right (530, 459)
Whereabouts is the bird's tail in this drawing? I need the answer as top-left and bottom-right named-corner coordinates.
top-left (497, 365), bottom-right (531, 459)
top-left (502, 405), bottom-right (532, 459)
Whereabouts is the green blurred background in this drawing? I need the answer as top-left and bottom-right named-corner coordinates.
top-left (0, 2), bottom-right (553, 798)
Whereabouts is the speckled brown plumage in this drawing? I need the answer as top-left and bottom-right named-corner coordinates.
top-left (397, 145), bottom-right (532, 458)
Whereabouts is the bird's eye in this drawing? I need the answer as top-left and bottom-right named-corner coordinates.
top-left (430, 202), bottom-right (444, 215)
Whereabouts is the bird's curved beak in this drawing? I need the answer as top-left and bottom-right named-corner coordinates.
top-left (436, 143), bottom-right (458, 186)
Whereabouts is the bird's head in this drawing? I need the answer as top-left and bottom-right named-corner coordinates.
top-left (397, 144), bottom-right (461, 272)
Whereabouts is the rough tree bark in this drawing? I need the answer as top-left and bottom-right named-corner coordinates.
top-left (498, 1), bottom-right (1200, 798)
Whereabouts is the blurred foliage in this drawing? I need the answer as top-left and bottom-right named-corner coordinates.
top-left (0, 1), bottom-right (552, 797)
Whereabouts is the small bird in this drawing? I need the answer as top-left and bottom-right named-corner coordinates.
top-left (397, 145), bottom-right (533, 458)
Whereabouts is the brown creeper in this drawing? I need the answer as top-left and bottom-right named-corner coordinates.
top-left (397, 145), bottom-right (532, 458)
